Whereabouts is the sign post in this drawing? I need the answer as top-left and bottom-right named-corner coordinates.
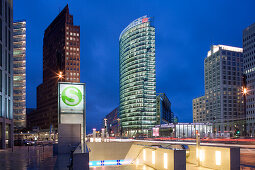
top-left (58, 82), bottom-right (86, 152)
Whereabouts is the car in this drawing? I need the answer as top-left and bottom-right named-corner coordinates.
top-left (24, 140), bottom-right (35, 146)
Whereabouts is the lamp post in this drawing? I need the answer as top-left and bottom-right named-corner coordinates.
top-left (242, 74), bottom-right (247, 136)
top-left (117, 118), bottom-right (121, 137)
top-left (196, 130), bottom-right (200, 166)
top-left (242, 86), bottom-right (247, 136)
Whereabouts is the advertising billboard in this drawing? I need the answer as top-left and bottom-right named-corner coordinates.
top-left (153, 127), bottom-right (159, 137)
top-left (59, 83), bottom-right (85, 114)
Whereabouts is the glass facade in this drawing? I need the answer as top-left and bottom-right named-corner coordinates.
top-left (13, 21), bottom-right (26, 129)
top-left (119, 16), bottom-right (156, 137)
top-left (156, 93), bottom-right (173, 124)
top-left (154, 123), bottom-right (213, 138)
top-left (0, 0), bottom-right (13, 149)
top-left (243, 23), bottom-right (255, 136)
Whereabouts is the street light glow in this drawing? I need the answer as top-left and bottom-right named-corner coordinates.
top-left (57, 71), bottom-right (63, 79)
top-left (243, 87), bottom-right (247, 95)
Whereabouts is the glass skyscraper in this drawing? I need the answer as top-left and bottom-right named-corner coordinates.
top-left (119, 16), bottom-right (156, 137)
top-left (156, 93), bottom-right (173, 125)
top-left (243, 23), bottom-right (255, 136)
top-left (0, 0), bottom-right (13, 149)
top-left (13, 21), bottom-right (26, 130)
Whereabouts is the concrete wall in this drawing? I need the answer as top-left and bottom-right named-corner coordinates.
top-left (125, 144), bottom-right (186, 170)
top-left (73, 152), bottom-right (89, 170)
top-left (73, 145), bottom-right (89, 170)
top-left (87, 140), bottom-right (240, 170)
top-left (58, 124), bottom-right (81, 154)
top-left (132, 141), bottom-right (240, 170)
top-left (87, 142), bottom-right (133, 161)
top-left (186, 145), bottom-right (240, 170)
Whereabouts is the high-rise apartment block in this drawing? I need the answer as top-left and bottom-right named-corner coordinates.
top-left (27, 5), bottom-right (80, 130)
top-left (13, 21), bottom-right (26, 130)
top-left (119, 16), bottom-right (156, 137)
top-left (193, 45), bottom-right (245, 135)
top-left (0, 0), bottom-right (13, 149)
top-left (243, 23), bottom-right (255, 136)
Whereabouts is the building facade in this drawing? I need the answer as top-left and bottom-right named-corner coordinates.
top-left (152, 123), bottom-right (213, 138)
top-left (119, 16), bottom-right (156, 137)
top-left (27, 5), bottom-right (80, 130)
top-left (243, 23), bottom-right (255, 136)
top-left (156, 93), bottom-right (173, 124)
top-left (103, 107), bottom-right (120, 137)
top-left (193, 45), bottom-right (245, 136)
top-left (0, 0), bottom-right (14, 149)
top-left (13, 21), bottom-right (26, 130)
top-left (193, 96), bottom-right (206, 123)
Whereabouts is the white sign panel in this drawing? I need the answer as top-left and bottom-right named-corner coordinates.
top-left (59, 83), bottom-right (84, 114)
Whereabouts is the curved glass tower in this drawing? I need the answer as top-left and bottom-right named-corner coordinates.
top-left (119, 16), bottom-right (156, 137)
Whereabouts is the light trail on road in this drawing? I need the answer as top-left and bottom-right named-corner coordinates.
top-left (111, 139), bottom-right (255, 149)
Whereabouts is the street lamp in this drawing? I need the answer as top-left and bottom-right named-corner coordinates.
top-left (57, 71), bottom-right (64, 81)
top-left (242, 87), bottom-right (247, 95)
top-left (242, 86), bottom-right (247, 136)
top-left (117, 118), bottom-right (121, 137)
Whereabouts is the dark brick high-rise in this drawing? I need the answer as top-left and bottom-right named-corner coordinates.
top-left (27, 5), bottom-right (80, 130)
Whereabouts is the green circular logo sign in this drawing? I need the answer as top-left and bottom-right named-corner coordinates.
top-left (61, 86), bottom-right (82, 106)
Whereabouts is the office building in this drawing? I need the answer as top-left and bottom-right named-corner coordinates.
top-left (193, 45), bottom-right (245, 135)
top-left (13, 21), bottom-right (26, 130)
top-left (156, 93), bottom-right (173, 124)
top-left (119, 16), bottom-right (156, 137)
top-left (0, 0), bottom-right (13, 149)
top-left (243, 23), bottom-right (255, 136)
top-left (193, 96), bottom-right (206, 123)
top-left (28, 5), bottom-right (80, 130)
top-left (103, 107), bottom-right (120, 136)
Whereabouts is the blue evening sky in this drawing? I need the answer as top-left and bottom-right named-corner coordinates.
top-left (14, 0), bottom-right (255, 132)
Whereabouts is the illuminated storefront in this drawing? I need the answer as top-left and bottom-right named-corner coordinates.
top-left (152, 123), bottom-right (213, 138)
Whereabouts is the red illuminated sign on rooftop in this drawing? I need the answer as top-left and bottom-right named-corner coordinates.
top-left (142, 18), bottom-right (148, 23)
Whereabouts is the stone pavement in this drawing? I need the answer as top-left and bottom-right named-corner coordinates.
top-left (0, 146), bottom-right (213, 170)
top-left (1, 146), bottom-right (252, 170)
top-left (0, 145), bottom-right (57, 170)
top-left (89, 164), bottom-right (212, 170)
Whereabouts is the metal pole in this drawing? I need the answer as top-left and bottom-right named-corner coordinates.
top-left (243, 74), bottom-right (247, 136)
top-left (196, 130), bottom-right (200, 166)
top-left (83, 84), bottom-right (86, 153)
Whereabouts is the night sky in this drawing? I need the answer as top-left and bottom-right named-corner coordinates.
top-left (14, 0), bottom-right (255, 132)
